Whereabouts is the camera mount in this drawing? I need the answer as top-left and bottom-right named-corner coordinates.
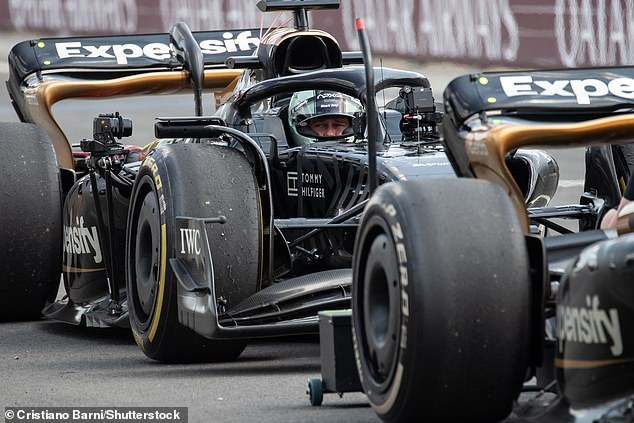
top-left (397, 86), bottom-right (443, 142)
top-left (80, 112), bottom-right (133, 159)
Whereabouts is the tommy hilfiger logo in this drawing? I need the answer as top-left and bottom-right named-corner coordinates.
top-left (287, 171), bottom-right (299, 197)
top-left (286, 171), bottom-right (325, 199)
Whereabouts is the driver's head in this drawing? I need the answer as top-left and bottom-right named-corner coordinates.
top-left (288, 90), bottom-right (362, 145)
top-left (308, 115), bottom-right (350, 137)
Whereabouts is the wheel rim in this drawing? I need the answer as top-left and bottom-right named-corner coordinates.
top-left (361, 228), bottom-right (401, 391)
top-left (130, 182), bottom-right (161, 328)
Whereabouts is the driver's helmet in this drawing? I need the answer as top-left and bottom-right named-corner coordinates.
top-left (288, 90), bottom-right (363, 145)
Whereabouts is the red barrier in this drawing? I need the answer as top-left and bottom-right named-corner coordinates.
top-left (1, 0), bottom-right (632, 68)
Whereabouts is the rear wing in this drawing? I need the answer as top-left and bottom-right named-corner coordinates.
top-left (8, 29), bottom-right (260, 84)
top-left (442, 66), bottom-right (634, 231)
top-left (6, 29), bottom-right (260, 170)
top-left (444, 67), bottom-right (634, 125)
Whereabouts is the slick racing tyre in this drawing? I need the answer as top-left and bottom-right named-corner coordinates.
top-left (127, 143), bottom-right (261, 362)
top-left (0, 123), bottom-right (62, 321)
top-left (352, 178), bottom-right (531, 422)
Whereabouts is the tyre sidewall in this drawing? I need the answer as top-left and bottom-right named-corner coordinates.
top-left (127, 152), bottom-right (174, 357)
top-left (352, 185), bottom-right (420, 419)
top-left (126, 144), bottom-right (260, 362)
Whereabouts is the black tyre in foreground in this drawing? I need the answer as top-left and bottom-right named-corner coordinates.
top-left (0, 123), bottom-right (62, 321)
top-left (126, 143), bottom-right (261, 362)
top-left (352, 178), bottom-right (531, 422)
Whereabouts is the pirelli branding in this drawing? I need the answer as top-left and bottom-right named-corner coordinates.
top-left (143, 155), bottom-right (167, 216)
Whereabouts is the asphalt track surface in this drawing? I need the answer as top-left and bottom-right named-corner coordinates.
top-left (0, 31), bottom-right (585, 422)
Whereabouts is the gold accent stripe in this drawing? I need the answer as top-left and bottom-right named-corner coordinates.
top-left (29, 69), bottom-right (242, 169)
top-left (149, 223), bottom-right (167, 343)
top-left (555, 357), bottom-right (634, 369)
top-left (63, 265), bottom-right (105, 273)
top-left (467, 113), bottom-right (634, 234)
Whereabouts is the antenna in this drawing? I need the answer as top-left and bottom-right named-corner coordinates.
top-left (356, 18), bottom-right (378, 195)
top-left (379, 58), bottom-right (393, 145)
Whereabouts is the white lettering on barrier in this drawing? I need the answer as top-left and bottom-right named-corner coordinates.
top-left (9, 0), bottom-right (137, 33)
top-left (556, 0), bottom-right (634, 67)
top-left (8, 0), bottom-right (66, 31)
top-left (224, 0), bottom-right (292, 31)
top-left (158, 0), bottom-right (291, 32)
top-left (341, 0), bottom-right (518, 61)
top-left (159, 0), bottom-right (224, 31)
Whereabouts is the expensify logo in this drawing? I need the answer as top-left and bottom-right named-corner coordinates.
top-left (557, 294), bottom-right (623, 356)
top-left (63, 216), bottom-right (102, 264)
top-left (500, 75), bottom-right (634, 105)
top-left (54, 31), bottom-right (259, 65)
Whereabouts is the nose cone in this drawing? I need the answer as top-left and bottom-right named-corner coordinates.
top-left (556, 234), bottom-right (634, 408)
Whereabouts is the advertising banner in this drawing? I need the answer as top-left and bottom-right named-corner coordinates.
top-left (0, 0), bottom-right (631, 68)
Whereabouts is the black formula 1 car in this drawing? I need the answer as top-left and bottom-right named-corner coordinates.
top-left (347, 66), bottom-right (634, 422)
top-left (0, 0), bottom-right (560, 363)
top-left (0, 0), bottom-right (448, 350)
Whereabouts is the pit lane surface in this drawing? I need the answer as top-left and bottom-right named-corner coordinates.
top-left (1, 322), bottom-right (374, 422)
top-left (0, 32), bottom-right (585, 422)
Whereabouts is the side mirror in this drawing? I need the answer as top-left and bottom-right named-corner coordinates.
top-left (352, 111), bottom-right (366, 140)
top-left (269, 135), bottom-right (282, 169)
